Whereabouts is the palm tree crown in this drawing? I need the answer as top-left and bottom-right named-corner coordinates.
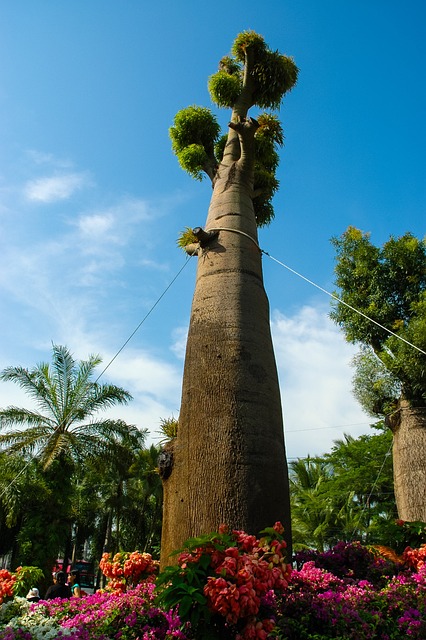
top-left (0, 344), bottom-right (139, 469)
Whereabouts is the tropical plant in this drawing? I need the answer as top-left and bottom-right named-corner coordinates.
top-left (161, 30), bottom-right (298, 566)
top-left (290, 430), bottom-right (396, 551)
top-left (156, 522), bottom-right (291, 640)
top-left (330, 228), bottom-right (426, 522)
top-left (0, 344), bottom-right (140, 577)
top-left (99, 550), bottom-right (159, 593)
top-left (0, 344), bottom-right (137, 469)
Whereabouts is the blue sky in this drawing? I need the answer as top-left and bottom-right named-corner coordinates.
top-left (0, 1), bottom-right (424, 459)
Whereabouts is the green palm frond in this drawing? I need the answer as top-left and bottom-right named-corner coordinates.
top-left (0, 407), bottom-right (54, 430)
top-left (0, 345), bottom-right (135, 470)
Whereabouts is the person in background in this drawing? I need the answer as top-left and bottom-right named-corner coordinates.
top-left (26, 587), bottom-right (40, 602)
top-left (68, 569), bottom-right (82, 597)
top-left (44, 571), bottom-right (71, 600)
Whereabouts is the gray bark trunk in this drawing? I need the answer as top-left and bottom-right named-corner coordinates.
top-left (390, 399), bottom-right (426, 522)
top-left (161, 161), bottom-right (291, 566)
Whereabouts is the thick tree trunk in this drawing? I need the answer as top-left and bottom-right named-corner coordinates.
top-left (161, 161), bottom-right (291, 566)
top-left (390, 399), bottom-right (426, 522)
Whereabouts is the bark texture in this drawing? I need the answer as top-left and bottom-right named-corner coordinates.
top-left (161, 155), bottom-right (291, 566)
top-left (390, 399), bottom-right (426, 522)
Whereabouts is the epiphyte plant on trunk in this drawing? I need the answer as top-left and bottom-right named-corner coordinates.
top-left (161, 31), bottom-right (298, 567)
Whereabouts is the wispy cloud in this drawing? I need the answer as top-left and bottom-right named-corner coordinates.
top-left (78, 212), bottom-right (115, 238)
top-left (25, 150), bottom-right (73, 168)
top-left (271, 304), bottom-right (371, 459)
top-left (24, 172), bottom-right (92, 202)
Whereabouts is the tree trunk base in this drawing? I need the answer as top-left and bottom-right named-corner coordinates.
top-left (389, 399), bottom-right (426, 522)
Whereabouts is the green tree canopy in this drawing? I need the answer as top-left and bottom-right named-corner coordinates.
top-left (330, 227), bottom-right (426, 412)
top-left (290, 429), bottom-right (396, 551)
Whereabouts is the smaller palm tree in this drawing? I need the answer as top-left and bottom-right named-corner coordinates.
top-left (0, 344), bottom-right (138, 469)
top-left (0, 344), bottom-right (141, 574)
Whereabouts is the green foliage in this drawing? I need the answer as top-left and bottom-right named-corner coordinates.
top-left (231, 31), bottom-right (267, 62)
top-left (218, 55), bottom-right (241, 75)
top-left (155, 531), bottom-right (230, 635)
top-left (256, 113), bottom-right (283, 156)
top-left (156, 524), bottom-right (290, 639)
top-left (214, 134), bottom-right (228, 164)
top-left (170, 106), bottom-right (220, 153)
top-left (0, 345), bottom-right (149, 576)
top-left (251, 113), bottom-right (284, 226)
top-left (176, 228), bottom-right (199, 253)
top-left (12, 566), bottom-right (44, 597)
top-left (177, 144), bottom-right (209, 181)
top-left (352, 347), bottom-right (401, 416)
top-left (331, 228), bottom-right (426, 408)
top-left (157, 416), bottom-right (179, 442)
top-left (377, 518), bottom-right (426, 554)
top-left (290, 430), bottom-right (396, 551)
top-left (251, 50), bottom-right (298, 110)
top-left (208, 71), bottom-right (242, 108)
top-left (170, 31), bottom-right (297, 227)
top-left (170, 106), bottom-right (220, 180)
top-left (252, 168), bottom-right (279, 227)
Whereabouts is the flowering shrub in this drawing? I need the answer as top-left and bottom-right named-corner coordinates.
top-left (0, 583), bottom-right (188, 640)
top-left (155, 522), bottom-right (291, 640)
top-left (402, 544), bottom-right (426, 571)
top-left (0, 571), bottom-right (16, 606)
top-left (99, 550), bottom-right (159, 593)
top-left (1, 532), bottom-right (426, 639)
top-left (0, 567), bottom-right (43, 604)
top-left (273, 551), bottom-right (426, 639)
top-left (376, 519), bottom-right (426, 554)
top-left (295, 541), bottom-right (398, 587)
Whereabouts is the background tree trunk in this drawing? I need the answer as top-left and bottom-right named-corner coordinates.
top-left (161, 166), bottom-right (291, 566)
top-left (390, 399), bottom-right (426, 522)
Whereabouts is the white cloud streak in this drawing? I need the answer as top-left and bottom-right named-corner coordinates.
top-left (272, 305), bottom-right (372, 459)
top-left (24, 172), bottom-right (92, 202)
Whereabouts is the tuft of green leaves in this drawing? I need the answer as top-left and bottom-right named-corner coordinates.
top-left (177, 227), bottom-right (199, 250)
top-left (214, 134), bottom-right (228, 164)
top-left (252, 51), bottom-right (298, 110)
top-left (208, 71), bottom-right (242, 108)
top-left (253, 192), bottom-right (276, 227)
top-left (218, 55), bottom-right (241, 75)
top-left (251, 113), bottom-right (283, 226)
top-left (177, 144), bottom-right (209, 181)
top-left (170, 106), bottom-right (220, 180)
top-left (231, 30), bottom-right (267, 62)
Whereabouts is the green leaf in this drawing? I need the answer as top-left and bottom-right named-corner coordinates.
top-left (179, 594), bottom-right (194, 618)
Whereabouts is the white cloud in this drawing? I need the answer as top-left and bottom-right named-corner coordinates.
top-left (24, 172), bottom-right (91, 202)
top-left (271, 305), bottom-right (372, 459)
top-left (90, 347), bottom-right (183, 443)
top-left (78, 213), bottom-right (115, 237)
top-left (170, 326), bottom-right (188, 360)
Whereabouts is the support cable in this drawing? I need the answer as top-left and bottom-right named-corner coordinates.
top-left (94, 255), bottom-right (192, 383)
top-left (263, 251), bottom-right (426, 356)
top-left (0, 255), bottom-right (193, 500)
top-left (202, 226), bottom-right (425, 356)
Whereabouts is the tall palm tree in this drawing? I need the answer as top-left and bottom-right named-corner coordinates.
top-left (0, 344), bottom-right (141, 574)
